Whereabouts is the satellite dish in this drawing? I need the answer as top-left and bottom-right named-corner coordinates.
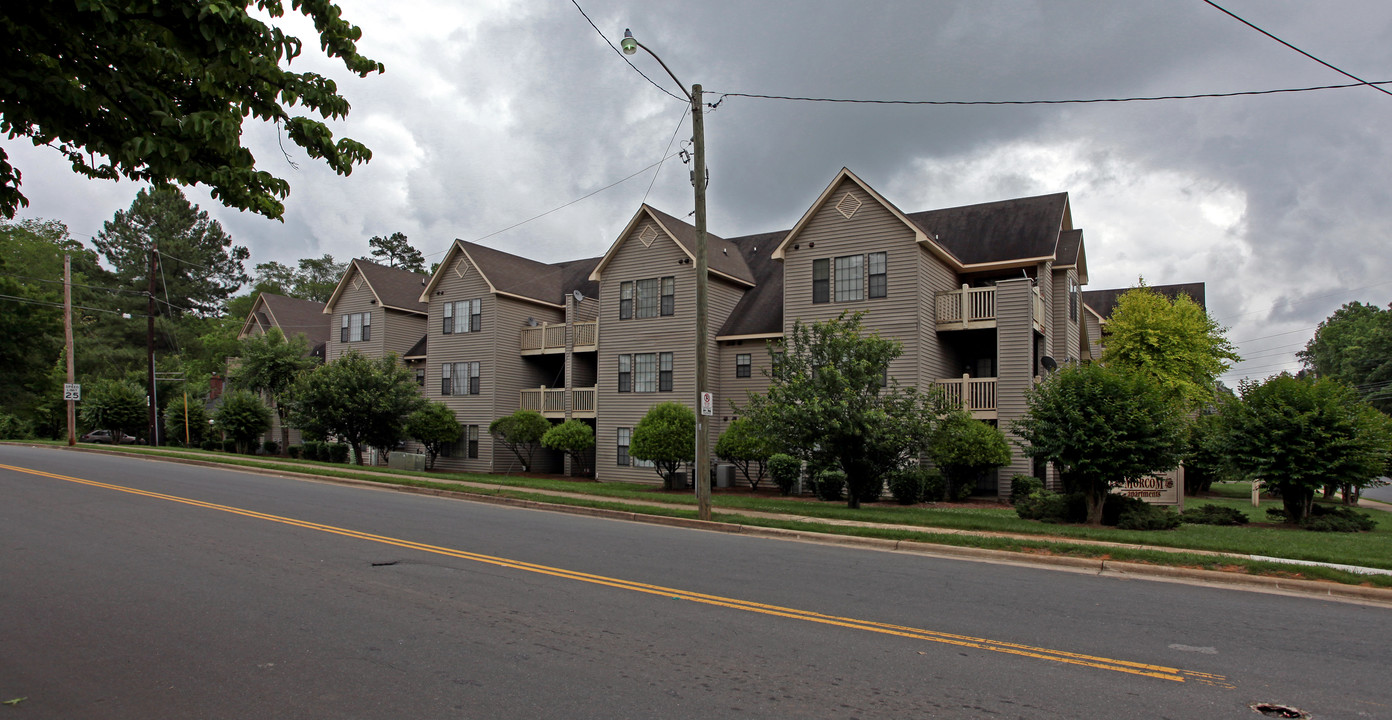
top-left (526, 317), bottom-right (538, 327)
top-left (1040, 356), bottom-right (1058, 372)
top-left (573, 290), bottom-right (583, 303)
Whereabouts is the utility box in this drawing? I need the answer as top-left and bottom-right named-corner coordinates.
top-left (715, 463), bottom-right (736, 489)
top-left (669, 471), bottom-right (688, 490)
top-left (388, 453), bottom-right (427, 471)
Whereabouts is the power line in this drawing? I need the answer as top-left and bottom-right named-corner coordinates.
top-left (641, 106), bottom-right (689, 207)
top-left (569, 0), bottom-right (687, 104)
top-left (0, 293), bottom-right (147, 317)
top-left (0, 272), bottom-right (148, 296)
top-left (711, 79), bottom-right (1392, 108)
top-left (1201, 0), bottom-right (1392, 99)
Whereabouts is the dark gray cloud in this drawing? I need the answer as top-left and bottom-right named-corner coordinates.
top-left (9, 0), bottom-right (1391, 382)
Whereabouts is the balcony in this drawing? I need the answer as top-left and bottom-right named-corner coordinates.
top-left (934, 375), bottom-right (997, 420)
top-left (935, 284), bottom-right (1046, 333)
top-left (520, 321), bottom-right (598, 355)
top-left (519, 386), bottom-right (597, 418)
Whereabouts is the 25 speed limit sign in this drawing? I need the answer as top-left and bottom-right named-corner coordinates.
top-left (63, 383), bottom-right (81, 401)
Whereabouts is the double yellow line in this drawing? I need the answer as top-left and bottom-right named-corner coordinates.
top-left (2, 462), bottom-right (1233, 688)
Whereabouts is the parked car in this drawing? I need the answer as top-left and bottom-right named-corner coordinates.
top-left (79, 429), bottom-right (139, 444)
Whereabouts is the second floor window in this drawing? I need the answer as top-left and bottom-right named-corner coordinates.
top-left (618, 352), bottom-right (673, 393)
top-left (736, 353), bottom-right (751, 378)
top-left (442, 361), bottom-right (481, 396)
top-left (1069, 278), bottom-right (1080, 322)
top-left (812, 259), bottom-right (829, 304)
top-left (868, 252), bottom-right (887, 298)
top-left (834, 255), bottom-right (863, 302)
top-left (812, 252), bottom-right (888, 304)
top-left (443, 299), bottom-right (481, 334)
top-left (466, 424), bottom-right (479, 458)
top-left (617, 427), bottom-right (631, 466)
top-left (341, 312), bottom-right (371, 342)
top-left (619, 276), bottom-right (676, 319)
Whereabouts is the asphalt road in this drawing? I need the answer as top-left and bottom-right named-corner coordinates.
top-left (2, 445), bottom-right (1389, 719)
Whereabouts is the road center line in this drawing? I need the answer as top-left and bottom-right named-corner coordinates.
top-left (3, 462), bottom-right (1234, 688)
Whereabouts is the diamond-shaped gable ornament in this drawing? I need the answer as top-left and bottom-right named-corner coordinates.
top-left (836, 192), bottom-right (862, 220)
top-left (639, 226), bottom-right (659, 248)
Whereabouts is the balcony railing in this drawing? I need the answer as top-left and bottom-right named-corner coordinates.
top-left (934, 375), bottom-right (997, 420)
top-left (519, 386), bottom-right (597, 418)
top-left (520, 321), bottom-right (598, 354)
top-left (935, 284), bottom-right (1046, 333)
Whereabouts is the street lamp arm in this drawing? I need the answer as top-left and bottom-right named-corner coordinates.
top-left (623, 31), bottom-right (693, 102)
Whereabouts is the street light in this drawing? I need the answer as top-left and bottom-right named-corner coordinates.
top-left (622, 28), bottom-right (712, 522)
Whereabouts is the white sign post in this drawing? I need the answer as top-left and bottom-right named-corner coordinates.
top-left (63, 383), bottom-right (81, 401)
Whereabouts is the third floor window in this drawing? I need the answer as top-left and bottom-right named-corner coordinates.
top-left (813, 252), bottom-right (887, 304)
top-left (443, 299), bottom-right (481, 334)
top-left (340, 312), bottom-right (371, 342)
top-left (619, 276), bottom-right (675, 319)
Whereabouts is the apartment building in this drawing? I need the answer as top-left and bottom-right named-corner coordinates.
top-left (259, 168), bottom-right (1203, 498)
top-left (235, 292), bottom-right (330, 447)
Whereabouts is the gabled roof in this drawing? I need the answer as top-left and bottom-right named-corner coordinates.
top-left (323, 258), bottom-right (429, 315)
top-left (772, 168), bottom-right (951, 265)
top-left (403, 335), bottom-right (427, 360)
top-left (239, 292), bottom-right (329, 348)
top-left (1052, 228), bottom-right (1088, 284)
top-left (1082, 282), bottom-right (1207, 320)
top-left (588, 205), bottom-right (755, 286)
top-left (716, 229), bottom-right (788, 337)
top-left (905, 192), bottom-right (1071, 268)
top-left (420, 240), bottom-right (602, 308)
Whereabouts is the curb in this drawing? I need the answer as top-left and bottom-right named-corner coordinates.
top-left (29, 444), bottom-right (1392, 606)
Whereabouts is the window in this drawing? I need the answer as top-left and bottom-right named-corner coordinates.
top-left (659, 352), bottom-right (673, 392)
top-left (442, 362), bottom-right (481, 396)
top-left (771, 351), bottom-right (786, 379)
top-left (415, 368), bottom-right (425, 386)
top-left (341, 312), bottom-right (371, 342)
top-left (660, 277), bottom-right (675, 316)
top-left (812, 259), bottom-right (829, 304)
top-left (619, 281), bottom-right (633, 320)
top-left (617, 427), bottom-right (631, 466)
top-left (443, 299), bottom-right (481, 334)
top-left (868, 252), bottom-right (887, 299)
top-left (466, 424), bottom-right (479, 459)
top-left (633, 353), bottom-right (658, 392)
top-left (618, 355), bottom-right (631, 392)
top-left (735, 353), bottom-right (751, 378)
top-left (620, 276), bottom-right (675, 319)
top-left (1069, 278), bottom-right (1079, 322)
top-left (834, 255), bottom-right (863, 302)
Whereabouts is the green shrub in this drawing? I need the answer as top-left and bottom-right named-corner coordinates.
top-left (302, 440), bottom-right (321, 461)
top-left (222, 439), bottom-right (237, 453)
top-left (768, 454), bottom-right (801, 496)
top-left (288, 445), bottom-right (301, 459)
top-left (328, 443), bottom-right (350, 463)
top-left (1016, 491), bottom-right (1153, 526)
top-left (0, 413), bottom-right (34, 439)
top-left (888, 467), bottom-right (923, 504)
top-left (262, 439), bottom-right (280, 455)
top-left (1182, 505), bottom-right (1249, 526)
top-left (919, 470), bottom-right (946, 502)
top-left (1009, 475), bottom-right (1043, 506)
top-left (1117, 504), bottom-right (1182, 531)
top-left (200, 438), bottom-right (218, 451)
top-left (814, 468), bottom-right (845, 501)
top-left (1266, 507), bottom-right (1288, 522)
top-left (855, 475), bottom-right (885, 504)
top-left (1303, 505), bottom-right (1377, 532)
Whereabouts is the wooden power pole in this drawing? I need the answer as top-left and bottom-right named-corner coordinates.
top-left (65, 254), bottom-right (76, 446)
top-left (147, 244), bottom-right (158, 445)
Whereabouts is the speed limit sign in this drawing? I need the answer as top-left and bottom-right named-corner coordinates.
top-left (64, 383), bottom-right (81, 401)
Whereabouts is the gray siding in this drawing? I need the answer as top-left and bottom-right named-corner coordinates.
top-left (994, 278), bottom-right (1036, 497)
top-left (713, 339), bottom-right (776, 484)
top-left (383, 309), bottom-right (426, 361)
top-left (326, 266), bottom-right (385, 361)
top-left (595, 217), bottom-right (697, 483)
top-left (1036, 260), bottom-right (1053, 364)
top-left (780, 178), bottom-right (922, 389)
top-left (916, 246), bottom-right (962, 386)
top-left (1051, 266), bottom-right (1081, 363)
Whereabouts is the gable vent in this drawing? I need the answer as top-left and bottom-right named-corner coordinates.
top-left (638, 226), bottom-right (659, 248)
top-left (836, 192), bottom-right (863, 220)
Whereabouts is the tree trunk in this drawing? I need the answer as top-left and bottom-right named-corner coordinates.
top-left (351, 442), bottom-right (364, 465)
top-left (1086, 489), bottom-right (1106, 526)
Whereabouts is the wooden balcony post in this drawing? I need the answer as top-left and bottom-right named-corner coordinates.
top-left (960, 283), bottom-right (970, 328)
top-left (962, 373), bottom-right (972, 412)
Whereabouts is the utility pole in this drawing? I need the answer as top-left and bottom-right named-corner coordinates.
top-left (147, 244), bottom-right (158, 445)
top-left (691, 83), bottom-right (711, 522)
top-left (64, 254), bottom-right (76, 446)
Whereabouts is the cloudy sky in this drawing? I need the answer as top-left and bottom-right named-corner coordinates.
top-left (9, 0), bottom-right (1392, 383)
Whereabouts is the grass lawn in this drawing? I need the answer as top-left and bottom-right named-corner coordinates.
top-left (24, 442), bottom-right (1392, 582)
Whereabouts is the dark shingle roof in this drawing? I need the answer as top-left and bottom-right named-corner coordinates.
top-left (646, 206), bottom-right (756, 285)
top-left (1056, 229), bottom-right (1082, 267)
top-left (717, 230), bottom-right (788, 336)
top-left (554, 256), bottom-right (601, 301)
top-left (258, 293), bottom-right (329, 348)
top-left (352, 258), bottom-right (429, 313)
top-left (905, 193), bottom-right (1069, 266)
top-left (458, 240), bottom-right (564, 305)
top-left (1082, 282), bottom-right (1207, 320)
top-left (403, 335), bottom-right (427, 359)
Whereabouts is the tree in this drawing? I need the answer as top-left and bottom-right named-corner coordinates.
top-left (0, 1), bottom-right (383, 220)
top-left (78, 379), bottom-right (147, 443)
top-left (630, 402), bottom-right (695, 490)
top-left (714, 418), bottom-right (774, 490)
top-left (489, 410), bottom-right (551, 473)
top-left (542, 420), bottom-right (596, 477)
top-left (214, 389), bottom-right (272, 454)
top-left (1013, 363), bottom-right (1186, 526)
top-left (0, 219), bottom-right (76, 420)
top-left (293, 254), bottom-right (348, 303)
top-left (230, 328), bottom-right (317, 455)
top-left (286, 351), bottom-right (425, 466)
top-left (1298, 301), bottom-right (1392, 414)
top-left (163, 397), bottom-right (209, 447)
top-left (1222, 374), bottom-right (1392, 523)
top-left (405, 402), bottom-right (462, 470)
top-left (928, 411), bottom-right (1013, 500)
top-left (94, 186), bottom-right (251, 317)
top-left (743, 312), bottom-right (942, 508)
top-left (368, 232), bottom-right (425, 273)
top-left (1101, 282), bottom-right (1240, 410)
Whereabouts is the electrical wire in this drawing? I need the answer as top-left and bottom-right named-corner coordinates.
top-left (710, 79), bottom-right (1392, 108)
top-left (1201, 0), bottom-right (1392, 98)
top-left (641, 106), bottom-right (689, 207)
top-left (569, 0), bottom-right (687, 104)
top-left (0, 293), bottom-right (148, 317)
top-left (0, 272), bottom-right (149, 296)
